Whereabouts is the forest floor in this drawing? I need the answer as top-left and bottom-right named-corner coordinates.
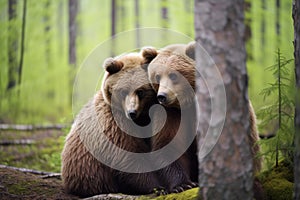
top-left (0, 128), bottom-right (73, 199)
top-left (0, 128), bottom-right (294, 200)
top-left (0, 167), bottom-right (78, 200)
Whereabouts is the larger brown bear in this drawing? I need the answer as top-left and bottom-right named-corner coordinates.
top-left (61, 48), bottom-right (161, 197)
top-left (144, 42), bottom-right (262, 192)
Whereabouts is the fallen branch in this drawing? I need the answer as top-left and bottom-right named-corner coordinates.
top-left (0, 139), bottom-right (35, 145)
top-left (0, 164), bottom-right (61, 178)
top-left (84, 194), bottom-right (140, 200)
top-left (0, 124), bottom-right (69, 131)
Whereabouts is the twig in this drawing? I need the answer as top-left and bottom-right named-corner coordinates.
top-left (0, 164), bottom-right (61, 177)
top-left (0, 139), bottom-right (35, 145)
top-left (0, 124), bottom-right (69, 131)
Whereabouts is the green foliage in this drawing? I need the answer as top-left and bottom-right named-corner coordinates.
top-left (257, 49), bottom-right (294, 169)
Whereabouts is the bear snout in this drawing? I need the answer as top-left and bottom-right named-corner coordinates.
top-left (127, 109), bottom-right (137, 120)
top-left (157, 92), bottom-right (168, 104)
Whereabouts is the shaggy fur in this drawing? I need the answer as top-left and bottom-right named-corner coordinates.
top-left (144, 42), bottom-right (262, 192)
top-left (61, 49), bottom-right (160, 197)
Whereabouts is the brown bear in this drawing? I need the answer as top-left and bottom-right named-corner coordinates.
top-left (144, 42), bottom-right (262, 192)
top-left (61, 48), bottom-right (161, 197)
top-left (143, 44), bottom-right (199, 193)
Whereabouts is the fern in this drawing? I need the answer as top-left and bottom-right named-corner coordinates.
top-left (258, 49), bottom-right (294, 168)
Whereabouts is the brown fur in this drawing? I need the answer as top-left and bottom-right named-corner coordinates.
top-left (61, 49), bottom-right (160, 197)
top-left (143, 44), bottom-right (198, 192)
top-left (144, 42), bottom-right (262, 192)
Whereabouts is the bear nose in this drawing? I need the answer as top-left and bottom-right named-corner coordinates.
top-left (157, 93), bottom-right (167, 104)
top-left (128, 110), bottom-right (137, 120)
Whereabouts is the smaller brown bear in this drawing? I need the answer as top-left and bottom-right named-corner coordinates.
top-left (144, 42), bottom-right (262, 193)
top-left (61, 48), bottom-right (160, 197)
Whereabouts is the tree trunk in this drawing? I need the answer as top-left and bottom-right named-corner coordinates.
top-left (134, 0), bottom-right (140, 48)
top-left (18, 0), bottom-right (26, 87)
top-left (111, 0), bottom-right (116, 37)
top-left (293, 0), bottom-right (300, 199)
top-left (195, 0), bottom-right (254, 199)
top-left (160, 0), bottom-right (168, 28)
top-left (44, 0), bottom-right (51, 66)
top-left (276, 0), bottom-right (281, 49)
top-left (7, 0), bottom-right (18, 90)
top-left (68, 0), bottom-right (78, 66)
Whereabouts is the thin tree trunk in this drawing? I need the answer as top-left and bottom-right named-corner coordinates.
top-left (276, 0), bottom-right (281, 49)
top-left (195, 0), bottom-right (253, 199)
top-left (44, 0), bottom-right (51, 66)
top-left (111, 0), bottom-right (116, 37)
top-left (68, 0), bottom-right (78, 66)
top-left (261, 0), bottom-right (266, 53)
top-left (18, 0), bottom-right (26, 87)
top-left (160, 0), bottom-right (168, 28)
top-left (110, 0), bottom-right (117, 57)
top-left (134, 0), bottom-right (140, 48)
top-left (7, 0), bottom-right (18, 90)
top-left (244, 0), bottom-right (252, 60)
top-left (293, 0), bottom-right (300, 198)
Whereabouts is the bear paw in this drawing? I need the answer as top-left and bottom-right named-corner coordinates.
top-left (170, 181), bottom-right (198, 193)
top-left (152, 186), bottom-right (167, 196)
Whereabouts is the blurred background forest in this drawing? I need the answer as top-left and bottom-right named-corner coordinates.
top-left (0, 0), bottom-right (296, 173)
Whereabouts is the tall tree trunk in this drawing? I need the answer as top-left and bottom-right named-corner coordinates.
top-left (111, 0), bottom-right (116, 37)
top-left (293, 0), bottom-right (300, 199)
top-left (195, 0), bottom-right (253, 199)
top-left (18, 0), bottom-right (26, 87)
top-left (7, 0), bottom-right (18, 90)
top-left (160, 0), bottom-right (168, 28)
top-left (68, 0), bottom-right (78, 66)
top-left (44, 0), bottom-right (51, 66)
top-left (134, 0), bottom-right (140, 48)
top-left (110, 0), bottom-right (116, 56)
top-left (244, 0), bottom-right (252, 60)
top-left (261, 0), bottom-right (266, 54)
top-left (276, 0), bottom-right (281, 49)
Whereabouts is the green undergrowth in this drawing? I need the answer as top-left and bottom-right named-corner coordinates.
top-left (258, 160), bottom-right (294, 200)
top-left (0, 129), bottom-right (67, 172)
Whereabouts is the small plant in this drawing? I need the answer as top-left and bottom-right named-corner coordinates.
top-left (258, 49), bottom-right (294, 168)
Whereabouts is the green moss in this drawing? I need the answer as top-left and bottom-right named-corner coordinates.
top-left (138, 188), bottom-right (199, 200)
top-left (258, 160), bottom-right (294, 200)
top-left (263, 178), bottom-right (293, 200)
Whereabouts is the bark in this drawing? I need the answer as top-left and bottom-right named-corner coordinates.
top-left (293, 0), bottom-right (300, 199)
top-left (7, 0), bottom-right (18, 90)
top-left (68, 0), bottom-right (78, 66)
top-left (195, 0), bottom-right (253, 199)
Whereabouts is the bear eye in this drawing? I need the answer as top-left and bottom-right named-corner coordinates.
top-left (155, 74), bottom-right (161, 83)
top-left (120, 90), bottom-right (128, 98)
top-left (169, 73), bottom-right (178, 81)
top-left (136, 90), bottom-right (144, 99)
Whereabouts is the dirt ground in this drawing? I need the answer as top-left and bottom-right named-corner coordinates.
top-left (0, 167), bottom-right (78, 200)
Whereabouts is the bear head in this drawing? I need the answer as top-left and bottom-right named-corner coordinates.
top-left (101, 47), bottom-right (158, 121)
top-left (144, 42), bottom-right (196, 108)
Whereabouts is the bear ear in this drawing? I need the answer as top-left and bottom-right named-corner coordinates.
top-left (141, 46), bottom-right (158, 64)
top-left (103, 57), bottom-right (124, 74)
top-left (185, 41), bottom-right (195, 60)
